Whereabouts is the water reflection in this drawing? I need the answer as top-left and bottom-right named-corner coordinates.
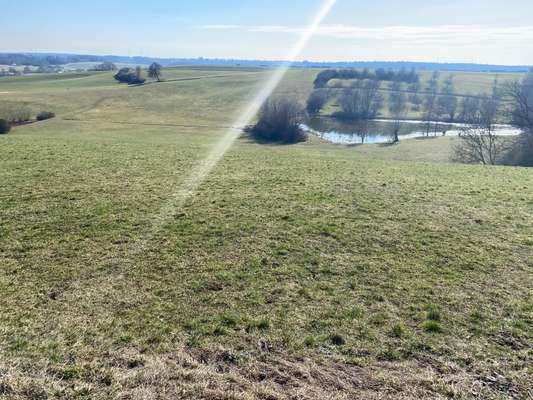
top-left (304, 117), bottom-right (521, 145)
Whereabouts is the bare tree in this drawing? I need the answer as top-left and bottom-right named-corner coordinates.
top-left (438, 75), bottom-right (458, 122)
top-left (389, 89), bottom-right (408, 143)
top-left (422, 71), bottom-right (440, 136)
top-left (306, 89), bottom-right (328, 114)
top-left (249, 97), bottom-right (307, 143)
top-left (453, 87), bottom-right (505, 165)
top-left (503, 69), bottom-right (533, 165)
top-left (408, 81), bottom-right (423, 112)
top-left (337, 79), bottom-right (382, 120)
top-left (426, 71), bottom-right (440, 92)
top-left (459, 96), bottom-right (481, 123)
top-left (148, 63), bottom-right (163, 82)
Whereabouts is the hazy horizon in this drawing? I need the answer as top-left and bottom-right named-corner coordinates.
top-left (3, 0), bottom-right (533, 65)
top-left (3, 51), bottom-right (532, 68)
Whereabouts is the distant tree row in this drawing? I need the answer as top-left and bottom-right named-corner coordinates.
top-left (0, 53), bottom-right (101, 67)
top-left (308, 71), bottom-right (500, 126)
top-left (0, 65), bottom-right (62, 76)
top-left (314, 68), bottom-right (419, 88)
top-left (91, 62), bottom-right (117, 71)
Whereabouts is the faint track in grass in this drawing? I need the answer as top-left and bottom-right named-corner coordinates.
top-left (62, 117), bottom-right (244, 130)
top-left (135, 72), bottom-right (264, 87)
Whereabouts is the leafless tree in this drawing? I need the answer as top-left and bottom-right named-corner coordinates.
top-left (409, 92), bottom-right (423, 112)
top-left (338, 79), bottom-right (382, 120)
top-left (422, 71), bottom-right (440, 136)
top-left (249, 97), bottom-right (307, 143)
top-left (389, 89), bottom-right (408, 143)
top-left (438, 75), bottom-right (458, 122)
top-left (148, 63), bottom-right (163, 82)
top-left (453, 87), bottom-right (506, 165)
top-left (504, 70), bottom-right (533, 165)
top-left (459, 96), bottom-right (481, 123)
top-left (353, 120), bottom-right (370, 144)
top-left (306, 89), bottom-right (329, 114)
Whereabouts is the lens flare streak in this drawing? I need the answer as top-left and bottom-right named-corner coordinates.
top-left (141, 0), bottom-right (337, 244)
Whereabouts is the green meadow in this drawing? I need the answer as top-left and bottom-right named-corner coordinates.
top-left (0, 68), bottom-right (531, 399)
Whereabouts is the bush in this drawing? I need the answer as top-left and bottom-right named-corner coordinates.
top-left (501, 134), bottom-right (533, 167)
top-left (0, 119), bottom-right (11, 134)
top-left (114, 67), bottom-right (145, 85)
top-left (306, 89), bottom-right (329, 114)
top-left (249, 97), bottom-right (307, 144)
top-left (36, 111), bottom-right (55, 121)
top-left (7, 108), bottom-right (31, 123)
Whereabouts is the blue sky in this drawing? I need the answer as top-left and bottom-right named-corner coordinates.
top-left (3, 0), bottom-right (533, 65)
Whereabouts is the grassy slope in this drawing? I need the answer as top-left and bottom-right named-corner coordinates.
top-left (1, 69), bottom-right (532, 399)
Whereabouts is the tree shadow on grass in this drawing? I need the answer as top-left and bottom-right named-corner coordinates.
top-left (415, 136), bottom-right (439, 140)
top-left (378, 142), bottom-right (399, 148)
top-left (242, 134), bottom-right (307, 146)
top-left (243, 126), bottom-right (308, 146)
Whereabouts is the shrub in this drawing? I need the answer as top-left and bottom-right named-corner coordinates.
top-left (249, 97), bottom-right (307, 144)
top-left (114, 67), bottom-right (145, 85)
top-left (0, 119), bottom-right (11, 134)
top-left (7, 108), bottom-right (31, 123)
top-left (306, 89), bottom-right (329, 114)
top-left (36, 111), bottom-right (55, 121)
top-left (501, 134), bottom-right (533, 167)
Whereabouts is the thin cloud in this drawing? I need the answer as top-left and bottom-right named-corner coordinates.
top-left (200, 24), bottom-right (241, 30)
top-left (201, 24), bottom-right (533, 45)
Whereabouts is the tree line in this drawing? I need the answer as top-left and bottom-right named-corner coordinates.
top-left (308, 71), bottom-right (506, 127)
top-left (314, 68), bottom-right (419, 88)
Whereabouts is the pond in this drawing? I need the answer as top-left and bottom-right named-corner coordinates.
top-left (304, 117), bottom-right (522, 145)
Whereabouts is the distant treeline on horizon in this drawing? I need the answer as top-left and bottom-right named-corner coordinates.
top-left (0, 53), bottom-right (530, 73)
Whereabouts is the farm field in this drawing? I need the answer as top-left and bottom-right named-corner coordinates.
top-left (1, 67), bottom-right (532, 399)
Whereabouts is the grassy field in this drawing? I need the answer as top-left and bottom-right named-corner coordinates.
top-left (0, 68), bottom-right (532, 399)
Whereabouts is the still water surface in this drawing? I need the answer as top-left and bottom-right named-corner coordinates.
top-left (304, 117), bottom-right (521, 144)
